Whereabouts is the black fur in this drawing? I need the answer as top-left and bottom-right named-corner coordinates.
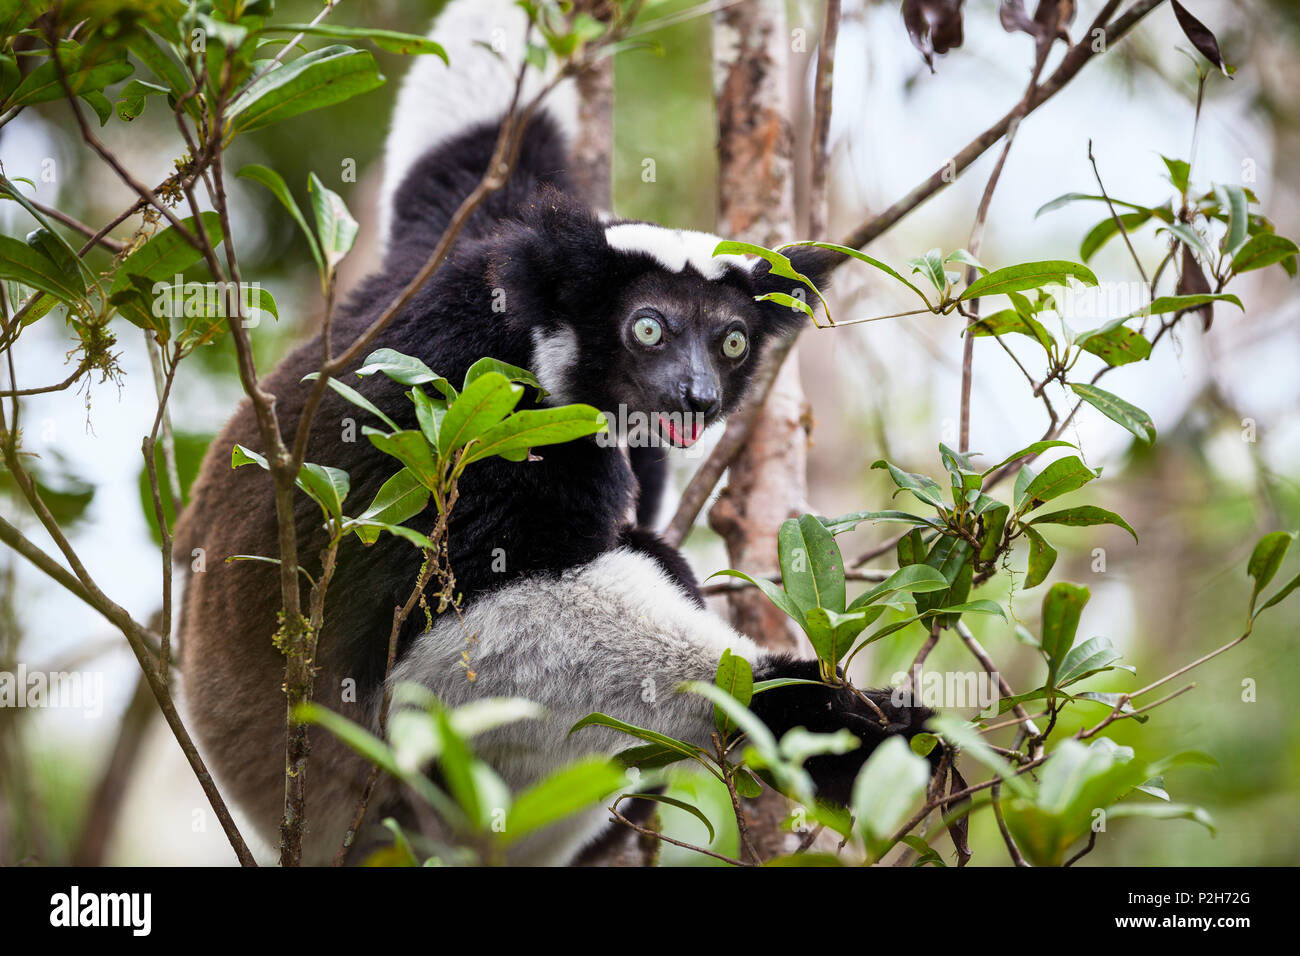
top-left (750, 656), bottom-right (940, 806)
top-left (629, 444), bottom-right (668, 528)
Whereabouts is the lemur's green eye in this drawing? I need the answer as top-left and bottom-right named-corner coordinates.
top-left (634, 316), bottom-right (662, 346)
top-left (722, 329), bottom-right (747, 359)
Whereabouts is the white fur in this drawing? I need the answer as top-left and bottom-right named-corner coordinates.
top-left (379, 0), bottom-right (580, 242)
top-left (389, 548), bottom-right (764, 864)
top-left (603, 222), bottom-right (756, 279)
top-left (529, 325), bottom-right (579, 406)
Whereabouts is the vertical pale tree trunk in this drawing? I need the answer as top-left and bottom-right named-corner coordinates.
top-left (572, 0), bottom-right (615, 209)
top-left (569, 0), bottom-right (657, 867)
top-left (709, 0), bottom-right (811, 860)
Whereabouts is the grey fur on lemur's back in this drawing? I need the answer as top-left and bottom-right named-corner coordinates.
top-left (391, 548), bottom-right (760, 863)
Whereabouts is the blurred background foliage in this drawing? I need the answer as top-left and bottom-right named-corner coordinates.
top-left (1, 0), bottom-right (1297, 865)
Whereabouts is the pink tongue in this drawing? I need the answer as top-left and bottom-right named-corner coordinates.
top-left (660, 414), bottom-right (703, 447)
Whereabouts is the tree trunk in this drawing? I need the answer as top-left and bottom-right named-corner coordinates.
top-left (709, 0), bottom-right (810, 860)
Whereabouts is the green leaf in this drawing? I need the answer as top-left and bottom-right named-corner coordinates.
top-left (915, 535), bottom-right (973, 626)
top-left (1080, 209), bottom-right (1152, 263)
top-left (503, 758), bottom-right (627, 843)
top-left (1230, 233), bottom-right (1300, 274)
top-left (238, 164), bottom-right (325, 275)
top-left (848, 564), bottom-right (950, 609)
top-left (1160, 221), bottom-right (1214, 265)
top-left (294, 703), bottom-right (401, 778)
top-left (127, 34), bottom-right (200, 122)
top-left (754, 291), bottom-right (816, 322)
top-left (5, 50), bottom-right (133, 108)
top-left (981, 440), bottom-right (1075, 477)
top-left (1035, 192), bottom-right (1158, 218)
top-left (613, 743), bottom-right (692, 771)
top-left (778, 514), bottom-right (847, 617)
top-left (438, 372), bottom-right (523, 457)
top-left (1041, 583), bottom-right (1090, 686)
top-left (460, 404), bottom-right (607, 465)
top-left (851, 736), bottom-right (931, 858)
top-left (1161, 157), bottom-right (1190, 195)
top-left (1056, 636), bottom-right (1128, 687)
top-left (347, 519), bottom-right (433, 551)
top-left (353, 469), bottom-right (430, 545)
top-left (1070, 382), bottom-right (1157, 445)
top-left (1018, 456), bottom-right (1098, 512)
top-left (463, 357), bottom-right (542, 392)
top-left (308, 171), bottom-right (358, 270)
top-left (819, 509), bottom-right (942, 535)
top-left (1030, 505), bottom-right (1138, 543)
top-left (1218, 183), bottom-right (1249, 256)
top-left (713, 649), bottom-right (754, 736)
top-left (301, 372), bottom-right (397, 430)
top-left (978, 502), bottom-right (1009, 562)
top-left (1077, 323), bottom-right (1151, 367)
top-left (297, 462), bottom-right (349, 521)
top-left (1022, 526), bottom-right (1058, 589)
top-left (932, 600), bottom-right (1006, 619)
top-left (227, 45), bottom-right (385, 136)
top-left (1107, 801), bottom-right (1215, 834)
top-left (1254, 570), bottom-right (1300, 619)
top-left (0, 234), bottom-right (85, 305)
top-left (114, 78), bottom-right (169, 120)
top-left (713, 240), bottom-right (820, 300)
top-left (409, 386), bottom-right (446, 448)
top-left (231, 443), bottom-right (268, 470)
top-left (910, 733), bottom-right (939, 757)
top-left (365, 428), bottom-right (439, 485)
top-left (967, 307), bottom-right (1055, 352)
top-left (945, 248), bottom-right (984, 273)
top-left (960, 260), bottom-right (1098, 301)
top-left (908, 247), bottom-right (947, 294)
top-left (805, 607), bottom-right (875, 665)
top-left (706, 569), bottom-right (802, 623)
top-left (355, 348), bottom-right (453, 394)
top-left (1246, 531), bottom-right (1294, 614)
top-left (262, 23), bottom-right (449, 60)
top-left (780, 240), bottom-right (931, 305)
top-left (732, 767), bottom-right (764, 799)
top-left (871, 459), bottom-right (946, 510)
top-left (621, 793), bottom-right (715, 842)
top-left (568, 713), bottom-right (706, 762)
top-left (1125, 293), bottom-right (1243, 319)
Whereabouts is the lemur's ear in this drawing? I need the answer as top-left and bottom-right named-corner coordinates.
top-left (487, 190), bottom-right (611, 323)
top-left (751, 244), bottom-right (843, 333)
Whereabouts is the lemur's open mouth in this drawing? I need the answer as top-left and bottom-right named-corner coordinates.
top-left (656, 413), bottom-right (705, 448)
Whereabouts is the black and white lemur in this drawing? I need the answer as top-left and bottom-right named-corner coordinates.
top-left (177, 0), bottom-right (934, 865)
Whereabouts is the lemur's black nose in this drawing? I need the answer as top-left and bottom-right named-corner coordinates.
top-left (684, 382), bottom-right (721, 419)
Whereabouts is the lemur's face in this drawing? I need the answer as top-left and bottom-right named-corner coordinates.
top-left (602, 263), bottom-right (768, 448)
top-left (511, 215), bottom-right (835, 451)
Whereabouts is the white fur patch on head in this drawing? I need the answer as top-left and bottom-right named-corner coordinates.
top-left (530, 325), bottom-right (579, 405)
top-left (603, 222), bottom-right (755, 279)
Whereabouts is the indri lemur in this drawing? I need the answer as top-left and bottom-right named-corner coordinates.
top-left (177, 0), bottom-right (934, 864)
